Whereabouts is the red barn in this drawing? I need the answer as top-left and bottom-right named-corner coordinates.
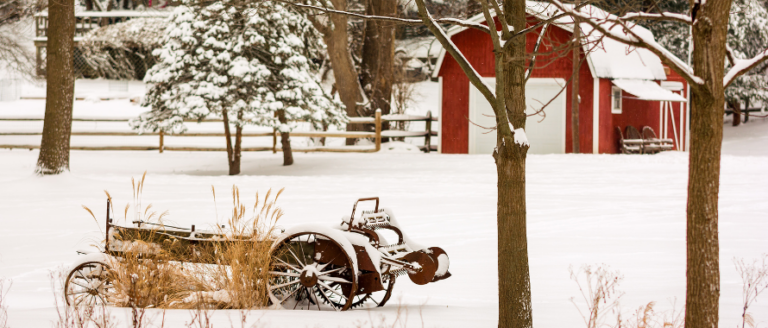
top-left (432, 3), bottom-right (690, 154)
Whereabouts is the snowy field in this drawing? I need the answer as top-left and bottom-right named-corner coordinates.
top-left (1, 80), bottom-right (767, 327)
top-left (1, 137), bottom-right (767, 327)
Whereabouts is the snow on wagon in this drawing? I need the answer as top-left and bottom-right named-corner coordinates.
top-left (64, 197), bottom-right (451, 311)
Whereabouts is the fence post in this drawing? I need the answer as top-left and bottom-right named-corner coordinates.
top-left (375, 109), bottom-right (381, 152)
top-left (424, 111), bottom-right (432, 153)
top-left (159, 130), bottom-right (164, 153)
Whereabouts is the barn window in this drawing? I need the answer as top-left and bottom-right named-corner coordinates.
top-left (611, 86), bottom-right (622, 114)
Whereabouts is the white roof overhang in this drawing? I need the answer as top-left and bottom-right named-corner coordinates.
top-left (612, 79), bottom-right (687, 102)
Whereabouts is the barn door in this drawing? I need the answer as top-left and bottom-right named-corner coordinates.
top-left (469, 78), bottom-right (566, 154)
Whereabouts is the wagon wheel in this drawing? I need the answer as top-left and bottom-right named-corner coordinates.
top-left (350, 273), bottom-right (396, 309)
top-left (64, 261), bottom-right (114, 307)
top-left (268, 232), bottom-right (358, 311)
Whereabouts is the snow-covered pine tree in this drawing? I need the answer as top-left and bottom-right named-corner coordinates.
top-left (249, 2), bottom-right (346, 165)
top-left (637, 0), bottom-right (768, 123)
top-left (722, 0), bottom-right (768, 124)
top-left (136, 0), bottom-right (345, 173)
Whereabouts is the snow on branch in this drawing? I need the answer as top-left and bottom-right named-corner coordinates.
top-left (488, 0), bottom-right (513, 38)
top-left (548, 0), bottom-right (704, 86)
top-left (506, 1), bottom-right (589, 43)
top-left (438, 18), bottom-right (492, 35)
top-left (412, 0), bottom-right (497, 109)
top-left (724, 48), bottom-right (768, 88)
top-left (620, 12), bottom-right (692, 25)
top-left (285, 1), bottom-right (491, 35)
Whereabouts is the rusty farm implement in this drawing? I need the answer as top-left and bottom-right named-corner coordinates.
top-left (64, 197), bottom-right (451, 311)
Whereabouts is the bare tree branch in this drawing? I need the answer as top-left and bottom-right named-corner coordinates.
top-left (478, 0), bottom-right (512, 135)
top-left (548, 0), bottom-right (705, 87)
top-left (526, 23), bottom-right (549, 82)
top-left (488, 0), bottom-right (511, 38)
top-left (283, 1), bottom-right (492, 35)
top-left (620, 12), bottom-right (692, 25)
top-left (410, 0), bottom-right (498, 116)
top-left (724, 49), bottom-right (768, 88)
top-left (304, 13), bottom-right (329, 35)
top-left (505, 1), bottom-right (591, 44)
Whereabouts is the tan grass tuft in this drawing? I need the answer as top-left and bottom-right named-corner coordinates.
top-left (0, 278), bottom-right (9, 328)
top-left (139, 171), bottom-right (147, 194)
top-left (143, 204), bottom-right (153, 217)
top-left (569, 264), bottom-right (624, 328)
top-left (100, 179), bottom-right (282, 311)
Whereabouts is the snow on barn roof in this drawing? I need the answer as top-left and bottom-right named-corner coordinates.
top-left (431, 1), bottom-right (676, 81)
top-left (612, 79), bottom-right (687, 102)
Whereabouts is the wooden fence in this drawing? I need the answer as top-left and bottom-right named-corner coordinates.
top-left (0, 111), bottom-right (439, 153)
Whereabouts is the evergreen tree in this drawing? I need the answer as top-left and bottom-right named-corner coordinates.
top-left (639, 0), bottom-right (768, 116)
top-left (136, 0), bottom-right (345, 173)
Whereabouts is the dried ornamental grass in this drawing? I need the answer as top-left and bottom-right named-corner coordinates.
top-left (82, 172), bottom-right (283, 310)
top-left (179, 186), bottom-right (284, 309)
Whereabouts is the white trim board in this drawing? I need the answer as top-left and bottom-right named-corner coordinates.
top-left (438, 76), bottom-right (443, 154)
top-left (592, 77), bottom-right (600, 154)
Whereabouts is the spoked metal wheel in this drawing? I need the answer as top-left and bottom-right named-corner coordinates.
top-left (268, 232), bottom-right (358, 311)
top-left (349, 273), bottom-right (396, 309)
top-left (64, 261), bottom-right (114, 306)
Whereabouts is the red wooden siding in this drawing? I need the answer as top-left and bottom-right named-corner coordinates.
top-left (438, 16), bottom-right (596, 153)
top-left (598, 68), bottom-right (688, 153)
top-left (598, 79), bottom-right (615, 153)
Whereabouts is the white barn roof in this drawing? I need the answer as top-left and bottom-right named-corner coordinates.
top-left (431, 1), bottom-right (675, 81)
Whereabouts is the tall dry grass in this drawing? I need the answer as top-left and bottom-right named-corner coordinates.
top-left (622, 299), bottom-right (684, 328)
top-left (570, 265), bottom-right (624, 328)
top-left (52, 271), bottom-right (119, 328)
top-left (735, 254), bottom-right (768, 328)
top-left (351, 297), bottom-right (426, 328)
top-left (0, 278), bottom-right (9, 328)
top-left (176, 186), bottom-right (284, 309)
top-left (83, 173), bottom-right (283, 311)
top-left (569, 265), bottom-right (687, 328)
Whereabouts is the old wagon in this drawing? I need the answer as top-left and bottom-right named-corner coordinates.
top-left (64, 197), bottom-right (451, 311)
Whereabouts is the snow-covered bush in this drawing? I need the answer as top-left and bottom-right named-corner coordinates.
top-left (136, 0), bottom-right (345, 173)
top-left (76, 18), bottom-right (168, 80)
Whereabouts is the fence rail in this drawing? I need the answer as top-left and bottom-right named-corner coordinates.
top-left (0, 111), bottom-right (439, 153)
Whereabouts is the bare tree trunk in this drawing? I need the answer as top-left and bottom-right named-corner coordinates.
top-left (744, 99), bottom-right (750, 123)
top-left (280, 132), bottom-right (293, 165)
top-left (498, 0), bottom-right (533, 327)
top-left (685, 0), bottom-right (732, 326)
top-left (361, 0), bottom-right (396, 141)
top-left (233, 125), bottom-right (242, 173)
top-left (36, 0), bottom-right (75, 175)
top-left (570, 16), bottom-right (581, 153)
top-left (731, 100), bottom-right (741, 126)
top-left (221, 109), bottom-right (241, 175)
top-left (307, 0), bottom-right (365, 145)
top-left (278, 110), bottom-right (293, 166)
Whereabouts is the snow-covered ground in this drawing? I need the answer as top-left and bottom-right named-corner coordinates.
top-left (723, 115), bottom-right (768, 156)
top-left (1, 144), bottom-right (767, 327)
top-left (1, 80), bottom-right (767, 327)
